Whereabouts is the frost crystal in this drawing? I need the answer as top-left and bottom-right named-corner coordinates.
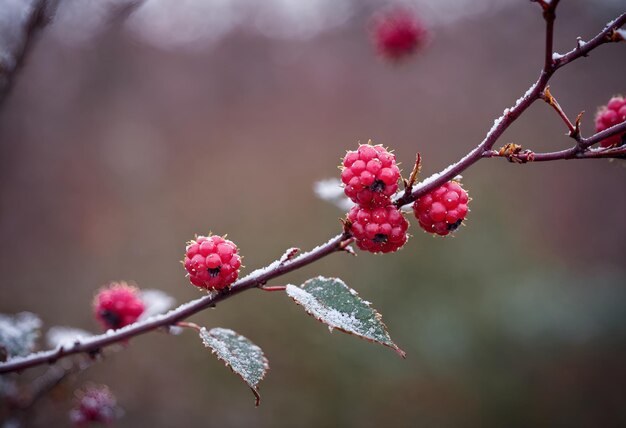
top-left (139, 289), bottom-right (176, 320)
top-left (314, 178), bottom-right (354, 211)
top-left (0, 312), bottom-right (42, 360)
top-left (279, 247), bottom-right (300, 264)
top-left (46, 327), bottom-right (92, 350)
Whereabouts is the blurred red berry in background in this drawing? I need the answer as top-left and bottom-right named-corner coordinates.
top-left (69, 385), bottom-right (120, 426)
top-left (371, 8), bottom-right (428, 61)
top-left (93, 282), bottom-right (145, 330)
top-left (595, 95), bottom-right (626, 148)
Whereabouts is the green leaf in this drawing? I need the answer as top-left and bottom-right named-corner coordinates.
top-left (199, 327), bottom-right (269, 406)
top-left (286, 276), bottom-right (405, 357)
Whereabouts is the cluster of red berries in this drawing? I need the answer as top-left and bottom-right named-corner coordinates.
top-left (595, 95), bottom-right (626, 148)
top-left (342, 143), bottom-right (408, 253)
top-left (342, 142), bottom-right (470, 253)
top-left (93, 282), bottom-right (145, 330)
top-left (183, 235), bottom-right (242, 291)
top-left (69, 385), bottom-right (120, 426)
top-left (371, 8), bottom-right (428, 61)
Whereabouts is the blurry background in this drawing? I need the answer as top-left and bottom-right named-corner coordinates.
top-left (1, 0), bottom-right (625, 426)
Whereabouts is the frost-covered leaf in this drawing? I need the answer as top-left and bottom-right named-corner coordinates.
top-left (286, 277), bottom-right (405, 357)
top-left (199, 327), bottom-right (269, 406)
top-left (139, 289), bottom-right (176, 320)
top-left (0, 312), bottom-right (42, 361)
top-left (46, 326), bottom-right (92, 349)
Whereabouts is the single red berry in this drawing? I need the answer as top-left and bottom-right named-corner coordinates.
top-left (69, 385), bottom-right (120, 426)
top-left (595, 95), bottom-right (626, 148)
top-left (413, 181), bottom-right (469, 236)
top-left (371, 8), bottom-right (428, 61)
top-left (341, 143), bottom-right (401, 207)
top-left (348, 205), bottom-right (409, 253)
top-left (93, 282), bottom-right (144, 330)
top-left (184, 235), bottom-right (241, 291)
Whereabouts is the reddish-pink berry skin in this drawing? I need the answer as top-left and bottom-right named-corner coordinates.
top-left (93, 282), bottom-right (144, 330)
top-left (413, 181), bottom-right (469, 236)
top-left (595, 96), bottom-right (626, 148)
top-left (371, 8), bottom-right (428, 61)
top-left (184, 235), bottom-right (241, 291)
top-left (69, 385), bottom-right (119, 426)
top-left (341, 144), bottom-right (401, 207)
top-left (348, 205), bottom-right (409, 253)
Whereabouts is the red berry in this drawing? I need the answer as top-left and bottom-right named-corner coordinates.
top-left (341, 143), bottom-right (401, 207)
top-left (595, 95), bottom-right (626, 148)
top-left (184, 235), bottom-right (241, 291)
top-left (93, 282), bottom-right (144, 330)
top-left (348, 205), bottom-right (409, 253)
top-left (69, 385), bottom-right (119, 426)
top-left (413, 181), bottom-right (469, 236)
top-left (371, 8), bottom-right (428, 61)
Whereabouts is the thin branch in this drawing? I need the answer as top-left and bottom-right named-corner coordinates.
top-left (393, 71), bottom-right (549, 207)
top-left (542, 0), bottom-right (561, 71)
top-left (394, 11), bottom-right (626, 207)
top-left (0, 0), bottom-right (148, 110)
top-left (483, 145), bottom-right (626, 163)
top-left (0, 233), bottom-right (348, 374)
top-left (553, 13), bottom-right (626, 69)
top-left (0, 0), bottom-right (49, 107)
top-left (1, 8), bottom-right (625, 375)
top-left (7, 357), bottom-right (92, 426)
top-left (483, 121), bottom-right (626, 162)
top-left (540, 86), bottom-right (577, 136)
top-left (578, 120), bottom-right (626, 149)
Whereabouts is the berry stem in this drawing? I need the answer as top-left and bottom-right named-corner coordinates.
top-left (176, 322), bottom-right (202, 331)
top-left (259, 285), bottom-right (288, 292)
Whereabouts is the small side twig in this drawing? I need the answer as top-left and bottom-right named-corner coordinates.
top-left (176, 322), bottom-right (202, 331)
top-left (259, 285), bottom-right (287, 292)
top-left (402, 153), bottom-right (422, 197)
top-left (483, 121), bottom-right (626, 162)
top-left (540, 86), bottom-right (578, 137)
